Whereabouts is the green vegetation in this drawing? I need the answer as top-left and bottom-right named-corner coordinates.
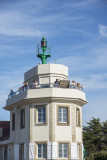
top-left (83, 118), bottom-right (107, 160)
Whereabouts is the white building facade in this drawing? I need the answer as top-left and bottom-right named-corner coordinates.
top-left (0, 63), bottom-right (87, 160)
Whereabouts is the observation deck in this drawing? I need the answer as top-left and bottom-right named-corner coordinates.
top-left (4, 63), bottom-right (87, 110)
top-left (5, 84), bottom-right (87, 111)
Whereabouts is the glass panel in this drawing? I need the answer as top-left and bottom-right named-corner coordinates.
top-left (59, 153), bottom-right (62, 158)
top-left (63, 107), bottom-right (67, 113)
top-left (64, 144), bottom-right (68, 158)
top-left (20, 109), bottom-right (25, 128)
top-left (63, 108), bottom-right (67, 123)
top-left (58, 107), bottom-right (68, 123)
top-left (58, 112), bottom-right (62, 122)
top-left (4, 146), bottom-right (7, 160)
top-left (43, 108), bottom-right (45, 112)
top-left (64, 144), bottom-right (68, 148)
top-left (38, 117), bottom-right (42, 122)
top-left (59, 143), bottom-right (62, 148)
top-left (12, 113), bottom-right (15, 131)
top-left (43, 144), bottom-right (47, 158)
top-left (58, 112), bottom-right (62, 116)
top-left (38, 144), bottom-right (42, 158)
top-left (43, 118), bottom-right (46, 123)
top-left (63, 118), bottom-right (67, 122)
top-left (59, 107), bottom-right (62, 112)
top-left (59, 118), bottom-right (62, 122)
top-left (43, 112), bottom-right (46, 116)
top-left (38, 144), bottom-right (41, 149)
top-left (59, 144), bottom-right (62, 158)
top-left (38, 107), bottom-right (46, 123)
top-left (38, 154), bottom-right (41, 158)
top-left (38, 108), bottom-right (42, 122)
top-left (64, 153), bottom-right (68, 158)
top-left (58, 108), bottom-right (62, 122)
top-left (38, 108), bottom-right (41, 112)
top-left (63, 112), bottom-right (67, 117)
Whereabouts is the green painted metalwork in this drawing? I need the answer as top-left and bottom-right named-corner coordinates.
top-left (83, 146), bottom-right (85, 160)
top-left (37, 36), bottom-right (51, 64)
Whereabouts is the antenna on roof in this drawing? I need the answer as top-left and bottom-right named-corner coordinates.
top-left (55, 58), bottom-right (56, 64)
top-left (36, 26), bottom-right (39, 54)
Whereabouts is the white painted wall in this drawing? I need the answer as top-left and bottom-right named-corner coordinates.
top-left (55, 103), bottom-right (72, 142)
top-left (30, 103), bottom-right (49, 142)
top-left (10, 105), bottom-right (30, 144)
top-left (76, 127), bottom-right (82, 142)
top-left (24, 64), bottom-right (68, 84)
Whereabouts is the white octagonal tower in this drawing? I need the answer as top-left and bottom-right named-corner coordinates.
top-left (0, 37), bottom-right (87, 160)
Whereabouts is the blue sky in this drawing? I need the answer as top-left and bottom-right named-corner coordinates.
top-left (0, 0), bottom-right (107, 125)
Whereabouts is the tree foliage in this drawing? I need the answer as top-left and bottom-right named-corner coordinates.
top-left (83, 118), bottom-right (107, 159)
top-left (86, 151), bottom-right (107, 160)
top-left (102, 120), bottom-right (107, 150)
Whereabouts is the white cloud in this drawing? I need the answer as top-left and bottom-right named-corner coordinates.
top-left (0, 0), bottom-right (96, 37)
top-left (54, 47), bottom-right (107, 71)
top-left (99, 25), bottom-right (107, 37)
top-left (0, 10), bottom-right (65, 37)
top-left (73, 73), bottom-right (107, 90)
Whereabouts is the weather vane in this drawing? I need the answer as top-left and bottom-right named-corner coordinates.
top-left (37, 36), bottom-right (51, 64)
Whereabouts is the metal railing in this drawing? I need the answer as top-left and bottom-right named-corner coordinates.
top-left (8, 83), bottom-right (84, 99)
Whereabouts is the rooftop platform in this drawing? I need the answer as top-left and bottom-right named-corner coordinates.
top-left (5, 84), bottom-right (87, 111)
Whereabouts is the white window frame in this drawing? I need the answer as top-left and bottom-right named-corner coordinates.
top-left (58, 107), bottom-right (68, 123)
top-left (38, 144), bottom-right (47, 159)
top-left (38, 107), bottom-right (46, 123)
top-left (59, 143), bottom-right (68, 158)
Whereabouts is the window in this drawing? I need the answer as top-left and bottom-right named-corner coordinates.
top-left (19, 144), bottom-right (24, 160)
top-left (12, 113), bottom-right (15, 131)
top-left (4, 146), bottom-right (8, 160)
top-left (58, 107), bottom-right (68, 123)
top-left (76, 108), bottom-right (80, 127)
top-left (35, 105), bottom-right (47, 126)
top-left (57, 105), bottom-right (70, 126)
top-left (59, 143), bottom-right (68, 158)
top-left (38, 107), bottom-right (46, 123)
top-left (77, 143), bottom-right (80, 158)
top-left (20, 109), bottom-right (25, 129)
top-left (38, 144), bottom-right (47, 159)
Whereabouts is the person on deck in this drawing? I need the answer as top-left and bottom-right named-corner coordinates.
top-left (71, 80), bottom-right (76, 88)
top-left (9, 90), bottom-right (15, 98)
top-left (33, 80), bottom-right (40, 88)
top-left (54, 79), bottom-right (59, 87)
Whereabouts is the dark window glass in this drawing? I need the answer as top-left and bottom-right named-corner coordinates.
top-left (19, 144), bottom-right (24, 160)
top-left (12, 113), bottom-right (15, 131)
top-left (38, 107), bottom-right (46, 123)
top-left (76, 108), bottom-right (80, 126)
top-left (58, 107), bottom-right (68, 123)
top-left (59, 143), bottom-right (68, 158)
top-left (4, 146), bottom-right (8, 160)
top-left (20, 109), bottom-right (25, 129)
top-left (38, 144), bottom-right (47, 158)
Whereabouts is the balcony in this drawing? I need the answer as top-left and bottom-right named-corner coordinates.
top-left (5, 83), bottom-right (87, 110)
top-left (8, 83), bottom-right (84, 99)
